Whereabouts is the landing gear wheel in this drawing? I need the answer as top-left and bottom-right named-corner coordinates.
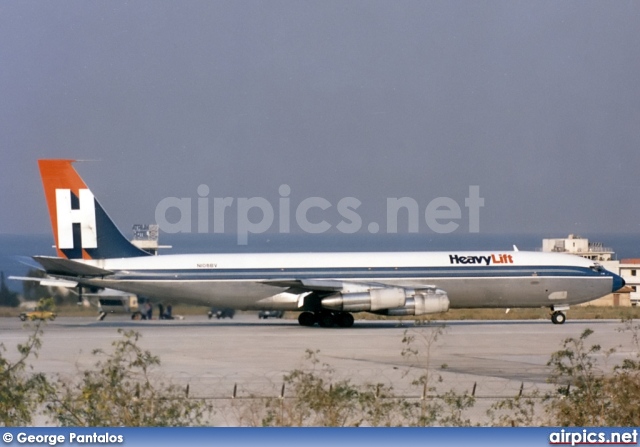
top-left (318, 313), bottom-right (336, 328)
top-left (298, 312), bottom-right (317, 327)
top-left (335, 313), bottom-right (355, 328)
top-left (551, 311), bottom-right (566, 325)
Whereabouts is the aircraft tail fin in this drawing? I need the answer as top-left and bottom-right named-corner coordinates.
top-left (38, 159), bottom-right (150, 259)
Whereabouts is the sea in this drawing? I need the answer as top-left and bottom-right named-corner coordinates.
top-left (1, 232), bottom-right (639, 292)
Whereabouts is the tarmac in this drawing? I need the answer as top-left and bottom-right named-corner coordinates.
top-left (1, 314), bottom-right (636, 425)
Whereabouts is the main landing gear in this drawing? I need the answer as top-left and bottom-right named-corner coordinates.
top-left (298, 311), bottom-right (355, 328)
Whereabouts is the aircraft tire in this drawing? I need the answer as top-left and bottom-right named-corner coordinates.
top-left (318, 313), bottom-right (336, 328)
top-left (336, 312), bottom-right (354, 328)
top-left (298, 312), bottom-right (316, 327)
top-left (551, 311), bottom-right (566, 325)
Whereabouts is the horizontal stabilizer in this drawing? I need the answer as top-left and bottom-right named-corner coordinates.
top-left (33, 256), bottom-right (113, 277)
top-left (13, 255), bottom-right (45, 270)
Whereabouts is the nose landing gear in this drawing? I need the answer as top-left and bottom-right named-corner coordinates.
top-left (550, 305), bottom-right (569, 324)
top-left (551, 311), bottom-right (566, 325)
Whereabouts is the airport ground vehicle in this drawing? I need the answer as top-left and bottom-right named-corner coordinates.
top-left (19, 310), bottom-right (56, 321)
top-left (208, 308), bottom-right (235, 319)
top-left (258, 310), bottom-right (284, 319)
top-left (96, 292), bottom-right (139, 320)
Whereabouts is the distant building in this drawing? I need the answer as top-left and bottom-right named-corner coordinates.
top-left (131, 224), bottom-right (172, 255)
top-left (541, 234), bottom-right (614, 261)
top-left (541, 235), bottom-right (636, 307)
top-left (618, 259), bottom-right (640, 307)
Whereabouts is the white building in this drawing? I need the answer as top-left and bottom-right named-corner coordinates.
top-left (618, 260), bottom-right (640, 306)
top-left (541, 235), bottom-right (637, 306)
top-left (131, 224), bottom-right (171, 255)
top-left (541, 234), bottom-right (614, 261)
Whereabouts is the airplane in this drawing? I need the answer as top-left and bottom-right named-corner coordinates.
top-left (33, 159), bottom-right (625, 327)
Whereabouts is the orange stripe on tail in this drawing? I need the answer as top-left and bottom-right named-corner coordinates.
top-left (38, 159), bottom-right (88, 259)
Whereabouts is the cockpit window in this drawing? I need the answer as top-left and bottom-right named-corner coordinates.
top-left (590, 264), bottom-right (605, 273)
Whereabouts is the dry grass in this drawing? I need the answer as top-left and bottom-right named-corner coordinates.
top-left (0, 304), bottom-right (211, 319)
top-left (1, 304), bottom-right (639, 321)
top-left (351, 306), bottom-right (640, 322)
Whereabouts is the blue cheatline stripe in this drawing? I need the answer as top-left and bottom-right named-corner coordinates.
top-left (111, 265), bottom-right (611, 281)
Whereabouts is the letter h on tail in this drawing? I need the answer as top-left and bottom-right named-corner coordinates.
top-left (55, 189), bottom-right (98, 250)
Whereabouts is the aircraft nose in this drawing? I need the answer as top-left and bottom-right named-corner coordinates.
top-left (612, 274), bottom-right (626, 292)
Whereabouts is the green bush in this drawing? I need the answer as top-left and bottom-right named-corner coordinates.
top-left (0, 300), bottom-right (53, 426)
top-left (45, 329), bottom-right (211, 426)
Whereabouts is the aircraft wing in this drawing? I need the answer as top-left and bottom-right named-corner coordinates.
top-left (8, 276), bottom-right (79, 288)
top-left (262, 278), bottom-right (447, 313)
top-left (263, 278), bottom-right (435, 294)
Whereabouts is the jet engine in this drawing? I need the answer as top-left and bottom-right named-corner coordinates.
top-left (320, 287), bottom-right (406, 312)
top-left (376, 288), bottom-right (450, 316)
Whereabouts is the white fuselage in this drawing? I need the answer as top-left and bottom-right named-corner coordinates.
top-left (61, 250), bottom-right (618, 311)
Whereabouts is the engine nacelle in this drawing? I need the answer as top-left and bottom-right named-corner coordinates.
top-left (321, 287), bottom-right (406, 312)
top-left (379, 288), bottom-right (450, 316)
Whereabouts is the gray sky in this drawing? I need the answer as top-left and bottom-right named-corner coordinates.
top-left (1, 1), bottom-right (640, 237)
